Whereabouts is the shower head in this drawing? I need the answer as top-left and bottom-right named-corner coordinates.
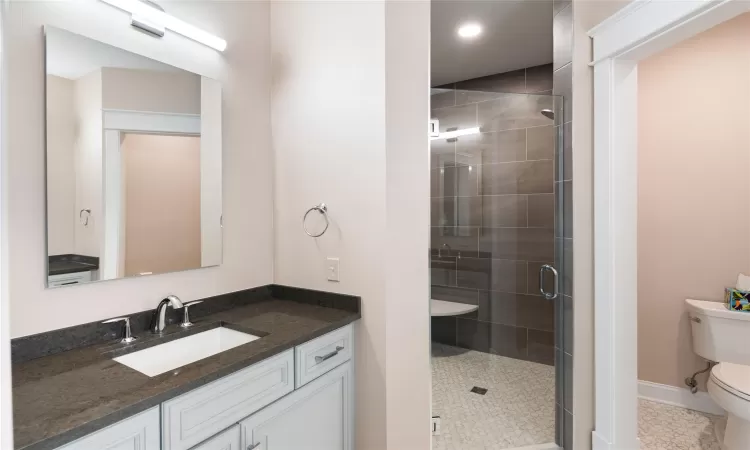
top-left (541, 109), bottom-right (555, 120)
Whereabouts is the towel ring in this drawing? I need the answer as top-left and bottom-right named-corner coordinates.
top-left (303, 203), bottom-right (329, 237)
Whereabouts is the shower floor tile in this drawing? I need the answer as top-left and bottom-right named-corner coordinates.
top-left (431, 343), bottom-right (556, 450)
top-left (432, 344), bottom-right (725, 450)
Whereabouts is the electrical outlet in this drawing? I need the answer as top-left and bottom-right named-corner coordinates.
top-left (327, 257), bottom-right (340, 282)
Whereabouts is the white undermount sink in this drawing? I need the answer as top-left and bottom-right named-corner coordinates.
top-left (114, 327), bottom-right (260, 377)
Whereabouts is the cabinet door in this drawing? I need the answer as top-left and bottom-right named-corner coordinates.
top-left (191, 425), bottom-right (241, 450)
top-left (162, 349), bottom-right (294, 450)
top-left (57, 406), bottom-right (159, 450)
top-left (241, 361), bottom-right (352, 450)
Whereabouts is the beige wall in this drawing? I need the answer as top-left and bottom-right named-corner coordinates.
top-left (6, 0), bottom-right (272, 338)
top-left (122, 134), bottom-right (201, 277)
top-left (101, 67), bottom-right (201, 114)
top-left (45, 75), bottom-right (76, 255)
top-left (637, 13), bottom-right (750, 390)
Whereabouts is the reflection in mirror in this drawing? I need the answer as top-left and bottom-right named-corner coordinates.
top-left (44, 27), bottom-right (222, 288)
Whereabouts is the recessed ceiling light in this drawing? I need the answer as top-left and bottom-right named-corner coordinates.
top-left (457, 23), bottom-right (482, 39)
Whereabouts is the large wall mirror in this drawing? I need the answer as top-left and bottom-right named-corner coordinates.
top-left (44, 26), bottom-right (223, 288)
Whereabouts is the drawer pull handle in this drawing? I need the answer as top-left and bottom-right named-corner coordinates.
top-left (248, 443), bottom-right (261, 450)
top-left (315, 346), bottom-right (344, 363)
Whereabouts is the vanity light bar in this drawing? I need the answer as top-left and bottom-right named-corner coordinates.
top-left (100, 0), bottom-right (227, 52)
top-left (430, 127), bottom-right (481, 141)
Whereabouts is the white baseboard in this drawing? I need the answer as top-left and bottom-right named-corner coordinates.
top-left (591, 431), bottom-right (640, 450)
top-left (508, 444), bottom-right (559, 450)
top-left (591, 430), bottom-right (611, 450)
top-left (638, 380), bottom-right (723, 415)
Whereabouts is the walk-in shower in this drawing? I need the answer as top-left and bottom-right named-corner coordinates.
top-left (429, 86), bottom-right (567, 450)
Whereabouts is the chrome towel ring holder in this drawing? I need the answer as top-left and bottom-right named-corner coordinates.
top-left (303, 203), bottom-right (329, 237)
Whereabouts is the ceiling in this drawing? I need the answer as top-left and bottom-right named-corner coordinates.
top-left (46, 27), bottom-right (183, 80)
top-left (431, 0), bottom-right (553, 86)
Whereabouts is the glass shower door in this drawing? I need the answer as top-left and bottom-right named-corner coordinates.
top-left (429, 89), bottom-right (567, 450)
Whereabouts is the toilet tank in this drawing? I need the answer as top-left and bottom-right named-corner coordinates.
top-left (685, 298), bottom-right (750, 364)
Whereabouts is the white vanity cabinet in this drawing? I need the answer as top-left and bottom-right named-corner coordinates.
top-left (190, 425), bottom-right (241, 450)
top-left (53, 324), bottom-right (354, 450)
top-left (240, 362), bottom-right (353, 450)
top-left (162, 350), bottom-right (295, 450)
top-left (48, 271), bottom-right (93, 287)
top-left (56, 407), bottom-right (160, 450)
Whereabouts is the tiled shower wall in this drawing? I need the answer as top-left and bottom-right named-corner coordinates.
top-left (429, 64), bottom-right (558, 366)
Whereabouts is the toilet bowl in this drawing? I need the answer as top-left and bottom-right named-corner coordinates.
top-left (707, 363), bottom-right (750, 449)
top-left (685, 299), bottom-right (750, 450)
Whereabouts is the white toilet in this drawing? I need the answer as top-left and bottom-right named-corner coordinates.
top-left (686, 299), bottom-right (750, 449)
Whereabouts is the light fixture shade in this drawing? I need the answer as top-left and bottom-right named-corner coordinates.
top-left (457, 23), bottom-right (482, 39)
top-left (430, 127), bottom-right (481, 140)
top-left (100, 0), bottom-right (227, 51)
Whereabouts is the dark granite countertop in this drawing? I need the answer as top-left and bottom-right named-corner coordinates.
top-left (48, 255), bottom-right (99, 276)
top-left (12, 294), bottom-right (359, 450)
top-left (48, 261), bottom-right (98, 276)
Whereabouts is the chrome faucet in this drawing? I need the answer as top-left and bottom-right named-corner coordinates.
top-left (438, 243), bottom-right (452, 258)
top-left (150, 295), bottom-right (184, 334)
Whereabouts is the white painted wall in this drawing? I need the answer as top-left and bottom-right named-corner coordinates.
top-left (271, 3), bottom-right (387, 447)
top-left (6, 0), bottom-right (272, 338)
top-left (201, 77), bottom-right (222, 268)
top-left (101, 67), bottom-right (201, 114)
top-left (45, 75), bottom-right (77, 255)
top-left (571, 1), bottom-right (632, 448)
top-left (383, 2), bottom-right (431, 448)
top-left (271, 1), bottom-right (430, 448)
top-left (73, 69), bottom-right (102, 258)
top-left (0, 1), bottom-right (13, 446)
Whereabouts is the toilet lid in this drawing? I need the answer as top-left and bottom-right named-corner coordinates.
top-left (711, 363), bottom-right (750, 400)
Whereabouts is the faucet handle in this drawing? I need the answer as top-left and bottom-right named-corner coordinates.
top-left (181, 301), bottom-right (204, 328)
top-left (102, 317), bottom-right (137, 344)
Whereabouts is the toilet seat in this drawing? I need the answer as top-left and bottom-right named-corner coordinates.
top-left (710, 363), bottom-right (750, 402)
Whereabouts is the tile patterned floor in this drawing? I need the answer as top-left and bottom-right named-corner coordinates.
top-left (432, 343), bottom-right (725, 450)
top-left (638, 399), bottom-right (723, 450)
top-left (431, 344), bottom-right (556, 450)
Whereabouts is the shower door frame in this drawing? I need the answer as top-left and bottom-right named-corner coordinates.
top-left (589, 1), bottom-right (750, 449)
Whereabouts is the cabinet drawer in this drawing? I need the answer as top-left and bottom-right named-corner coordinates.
top-left (48, 271), bottom-right (92, 287)
top-left (57, 406), bottom-right (159, 450)
top-left (190, 424), bottom-right (240, 450)
top-left (295, 324), bottom-right (352, 388)
top-left (162, 349), bottom-right (294, 450)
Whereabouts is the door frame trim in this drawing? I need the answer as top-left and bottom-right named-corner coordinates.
top-left (588, 1), bottom-right (750, 448)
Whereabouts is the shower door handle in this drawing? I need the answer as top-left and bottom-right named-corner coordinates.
top-left (539, 264), bottom-right (559, 300)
